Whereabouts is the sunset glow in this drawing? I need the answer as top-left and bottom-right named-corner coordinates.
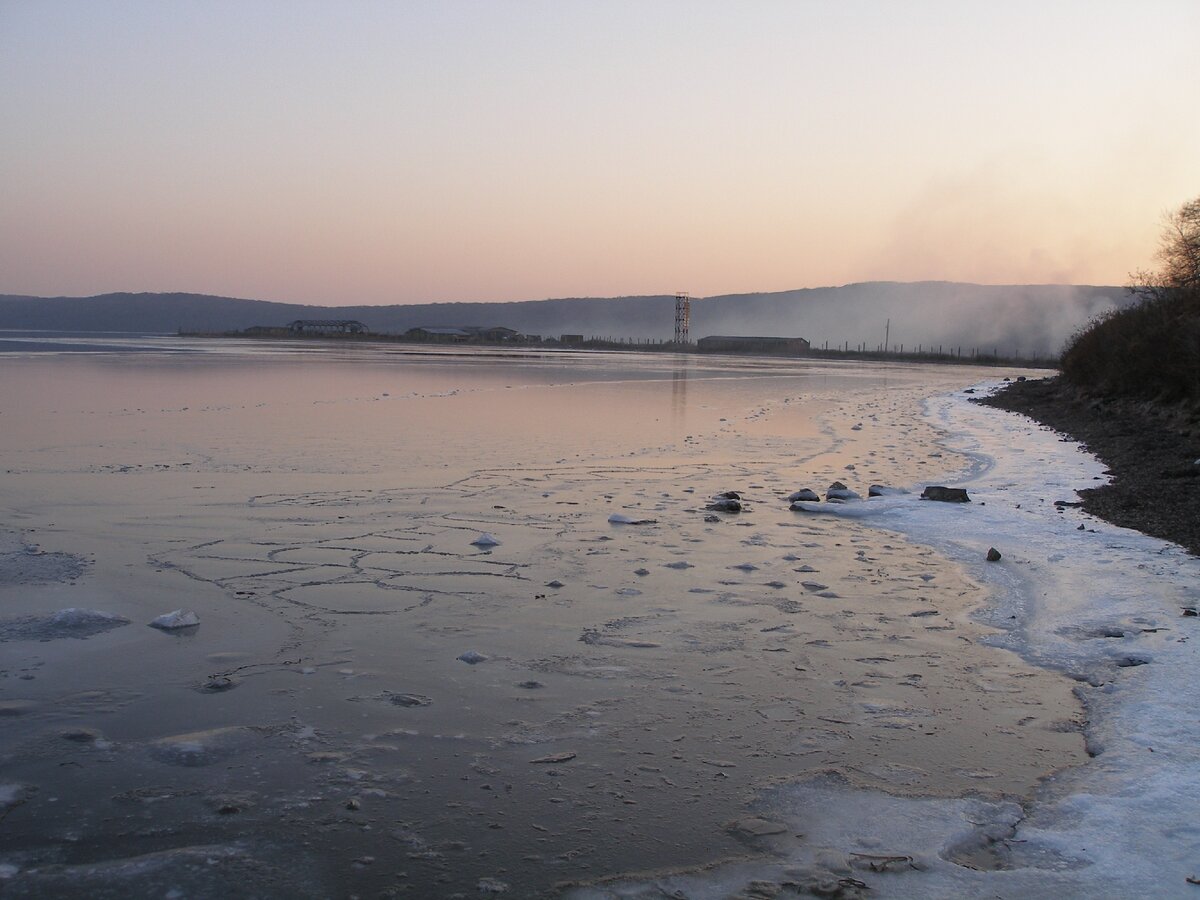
top-left (2, 1), bottom-right (1197, 304)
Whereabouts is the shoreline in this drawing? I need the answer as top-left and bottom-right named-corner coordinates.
top-left (575, 377), bottom-right (1200, 897)
top-left (176, 329), bottom-right (1058, 369)
top-left (977, 376), bottom-right (1200, 556)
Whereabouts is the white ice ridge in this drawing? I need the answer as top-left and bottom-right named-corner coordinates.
top-left (572, 382), bottom-right (1200, 899)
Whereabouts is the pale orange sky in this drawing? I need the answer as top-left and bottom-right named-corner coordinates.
top-left (1, 1), bottom-right (1197, 304)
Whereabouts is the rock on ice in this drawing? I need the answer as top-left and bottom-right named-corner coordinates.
top-left (826, 482), bottom-right (862, 501)
top-left (787, 489), bottom-right (820, 503)
top-left (471, 533), bottom-right (501, 547)
top-left (921, 486), bottom-right (971, 503)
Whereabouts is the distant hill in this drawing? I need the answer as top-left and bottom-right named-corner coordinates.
top-left (0, 282), bottom-right (1129, 358)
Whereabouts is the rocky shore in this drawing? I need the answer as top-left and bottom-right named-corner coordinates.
top-left (978, 376), bottom-right (1200, 556)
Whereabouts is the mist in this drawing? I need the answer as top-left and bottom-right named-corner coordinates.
top-left (0, 282), bottom-right (1129, 359)
top-left (692, 282), bottom-right (1129, 358)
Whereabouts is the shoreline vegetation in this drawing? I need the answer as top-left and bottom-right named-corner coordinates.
top-left (982, 195), bottom-right (1200, 556)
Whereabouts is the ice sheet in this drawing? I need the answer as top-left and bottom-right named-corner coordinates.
top-left (572, 382), bottom-right (1200, 897)
top-left (0, 345), bottom-right (1152, 896)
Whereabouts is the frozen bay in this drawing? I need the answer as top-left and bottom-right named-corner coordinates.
top-left (0, 339), bottom-right (1190, 897)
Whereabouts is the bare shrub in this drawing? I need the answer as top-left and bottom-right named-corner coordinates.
top-left (1060, 197), bottom-right (1200, 405)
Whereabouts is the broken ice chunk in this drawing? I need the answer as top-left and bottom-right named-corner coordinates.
top-left (148, 726), bottom-right (253, 767)
top-left (471, 533), bottom-right (501, 547)
top-left (608, 513), bottom-right (658, 525)
top-left (148, 609), bottom-right (200, 630)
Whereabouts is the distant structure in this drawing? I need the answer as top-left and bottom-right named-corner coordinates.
top-left (403, 325), bottom-right (524, 343)
top-left (404, 326), bottom-right (472, 342)
top-left (674, 292), bottom-right (690, 345)
top-left (697, 335), bottom-right (810, 355)
top-left (288, 319), bottom-right (367, 335)
top-left (560, 334), bottom-right (584, 345)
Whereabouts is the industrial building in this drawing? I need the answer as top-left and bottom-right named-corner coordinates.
top-left (403, 325), bottom-right (525, 343)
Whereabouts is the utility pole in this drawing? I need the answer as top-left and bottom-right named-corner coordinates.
top-left (884, 318), bottom-right (890, 354)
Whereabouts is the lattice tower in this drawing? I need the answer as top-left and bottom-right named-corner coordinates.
top-left (674, 292), bottom-right (690, 345)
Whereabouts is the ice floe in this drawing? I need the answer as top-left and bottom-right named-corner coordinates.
top-left (148, 609), bottom-right (199, 630)
top-left (0, 608), bottom-right (130, 642)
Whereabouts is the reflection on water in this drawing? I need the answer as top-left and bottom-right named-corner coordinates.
top-left (671, 356), bottom-right (689, 424)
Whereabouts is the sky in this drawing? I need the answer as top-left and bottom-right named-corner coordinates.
top-left (1, 1), bottom-right (1197, 306)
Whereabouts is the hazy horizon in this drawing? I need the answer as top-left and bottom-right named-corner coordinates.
top-left (0, 276), bottom-right (1128, 307)
top-left (2, 2), bottom-right (1197, 305)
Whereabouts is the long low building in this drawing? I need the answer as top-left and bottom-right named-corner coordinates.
top-left (696, 335), bottom-right (810, 355)
top-left (404, 325), bottom-right (525, 342)
top-left (288, 319), bottom-right (368, 334)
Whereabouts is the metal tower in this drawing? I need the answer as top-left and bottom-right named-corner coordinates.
top-left (674, 291), bottom-right (690, 345)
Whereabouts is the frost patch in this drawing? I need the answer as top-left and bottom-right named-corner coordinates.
top-left (0, 544), bottom-right (89, 586)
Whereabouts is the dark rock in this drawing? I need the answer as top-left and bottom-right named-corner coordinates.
top-left (389, 693), bottom-right (432, 707)
top-left (921, 486), bottom-right (971, 503)
top-left (826, 482), bottom-right (862, 501)
top-left (530, 752), bottom-right (576, 764)
top-left (986, 547), bottom-right (1002, 562)
top-left (787, 489), bottom-right (820, 502)
top-left (707, 498), bottom-right (742, 512)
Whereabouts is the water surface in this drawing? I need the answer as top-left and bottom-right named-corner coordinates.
top-left (0, 341), bottom-right (1084, 896)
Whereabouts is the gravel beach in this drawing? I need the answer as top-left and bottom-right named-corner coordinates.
top-left (977, 375), bottom-right (1200, 555)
